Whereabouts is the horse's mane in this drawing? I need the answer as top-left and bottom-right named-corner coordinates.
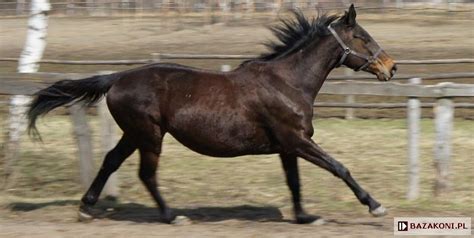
top-left (248, 11), bottom-right (340, 63)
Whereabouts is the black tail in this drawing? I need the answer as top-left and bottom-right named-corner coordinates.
top-left (27, 73), bottom-right (119, 138)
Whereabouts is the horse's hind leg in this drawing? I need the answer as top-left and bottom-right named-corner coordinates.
top-left (138, 145), bottom-right (175, 223)
top-left (79, 135), bottom-right (136, 219)
top-left (280, 153), bottom-right (322, 224)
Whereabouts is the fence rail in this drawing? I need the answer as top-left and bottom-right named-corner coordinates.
top-left (313, 102), bottom-right (474, 109)
top-left (1, 73), bottom-right (474, 97)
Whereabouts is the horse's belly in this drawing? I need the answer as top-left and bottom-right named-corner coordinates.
top-left (166, 111), bottom-right (276, 157)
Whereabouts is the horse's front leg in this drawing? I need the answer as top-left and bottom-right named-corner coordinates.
top-left (293, 137), bottom-right (387, 217)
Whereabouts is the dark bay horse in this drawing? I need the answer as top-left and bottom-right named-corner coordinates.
top-left (27, 5), bottom-right (397, 224)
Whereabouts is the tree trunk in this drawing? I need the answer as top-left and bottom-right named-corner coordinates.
top-left (2, 0), bottom-right (50, 190)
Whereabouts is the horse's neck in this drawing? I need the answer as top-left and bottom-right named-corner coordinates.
top-left (278, 38), bottom-right (341, 102)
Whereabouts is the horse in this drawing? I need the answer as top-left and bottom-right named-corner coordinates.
top-left (27, 4), bottom-right (397, 224)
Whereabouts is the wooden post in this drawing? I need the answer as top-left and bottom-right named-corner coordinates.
top-left (345, 95), bottom-right (355, 120)
top-left (344, 67), bottom-right (355, 120)
top-left (16, 0), bottom-right (26, 15)
top-left (151, 53), bottom-right (161, 63)
top-left (406, 77), bottom-right (421, 200)
top-left (67, 0), bottom-right (75, 15)
top-left (220, 64), bottom-right (231, 72)
top-left (98, 71), bottom-right (119, 199)
top-left (224, 0), bottom-right (232, 24)
top-left (86, 0), bottom-right (95, 15)
top-left (98, 98), bottom-right (120, 199)
top-left (396, 0), bottom-right (404, 8)
top-left (246, 0), bottom-right (254, 13)
top-left (273, 0), bottom-right (282, 17)
top-left (69, 103), bottom-right (95, 190)
top-left (433, 94), bottom-right (454, 196)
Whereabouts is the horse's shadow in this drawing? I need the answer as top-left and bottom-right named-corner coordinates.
top-left (8, 200), bottom-right (286, 223)
top-left (8, 200), bottom-right (384, 227)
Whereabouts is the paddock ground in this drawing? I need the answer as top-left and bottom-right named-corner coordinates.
top-left (0, 117), bottom-right (473, 237)
top-left (0, 10), bottom-right (473, 237)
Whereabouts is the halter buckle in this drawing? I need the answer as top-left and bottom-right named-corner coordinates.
top-left (343, 48), bottom-right (351, 55)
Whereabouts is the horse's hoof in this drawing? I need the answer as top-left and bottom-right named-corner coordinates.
top-left (78, 210), bottom-right (94, 222)
top-left (296, 214), bottom-right (323, 224)
top-left (171, 215), bottom-right (192, 225)
top-left (310, 218), bottom-right (326, 226)
top-left (78, 203), bottom-right (102, 222)
top-left (160, 211), bottom-right (177, 224)
top-left (370, 205), bottom-right (387, 217)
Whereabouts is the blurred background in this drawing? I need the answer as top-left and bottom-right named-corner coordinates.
top-left (0, 0), bottom-right (473, 236)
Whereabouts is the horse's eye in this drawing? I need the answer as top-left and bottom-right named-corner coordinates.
top-left (354, 35), bottom-right (369, 43)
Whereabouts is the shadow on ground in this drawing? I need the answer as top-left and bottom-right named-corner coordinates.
top-left (8, 199), bottom-right (79, 212)
top-left (6, 200), bottom-right (385, 227)
top-left (8, 199), bottom-right (286, 223)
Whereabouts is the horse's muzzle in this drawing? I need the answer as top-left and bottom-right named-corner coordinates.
top-left (376, 63), bottom-right (397, 81)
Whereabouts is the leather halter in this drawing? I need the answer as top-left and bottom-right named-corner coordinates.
top-left (328, 24), bottom-right (383, 71)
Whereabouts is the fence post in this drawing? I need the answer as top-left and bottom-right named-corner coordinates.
top-left (151, 53), bottom-right (161, 63)
top-left (396, 0), bottom-right (404, 8)
top-left (406, 77), bottom-right (421, 200)
top-left (98, 71), bottom-right (120, 199)
top-left (345, 95), bottom-right (355, 120)
top-left (69, 103), bottom-right (95, 190)
top-left (433, 93), bottom-right (454, 196)
top-left (220, 64), bottom-right (231, 72)
top-left (344, 67), bottom-right (355, 120)
top-left (16, 0), bottom-right (26, 15)
top-left (66, 0), bottom-right (75, 15)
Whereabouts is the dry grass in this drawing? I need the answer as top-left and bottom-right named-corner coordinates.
top-left (1, 115), bottom-right (472, 215)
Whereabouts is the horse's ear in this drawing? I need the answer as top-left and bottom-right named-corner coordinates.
top-left (343, 4), bottom-right (357, 27)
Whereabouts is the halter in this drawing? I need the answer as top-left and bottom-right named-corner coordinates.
top-left (328, 24), bottom-right (383, 71)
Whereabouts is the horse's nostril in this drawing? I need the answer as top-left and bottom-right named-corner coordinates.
top-left (391, 64), bottom-right (398, 76)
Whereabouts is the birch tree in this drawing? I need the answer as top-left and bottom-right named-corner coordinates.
top-left (3, 0), bottom-right (50, 189)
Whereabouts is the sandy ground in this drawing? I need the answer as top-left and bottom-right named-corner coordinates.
top-left (1, 117), bottom-right (473, 237)
top-left (2, 198), bottom-right (470, 238)
top-left (0, 202), bottom-right (394, 238)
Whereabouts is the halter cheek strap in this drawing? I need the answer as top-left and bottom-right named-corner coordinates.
top-left (328, 24), bottom-right (383, 72)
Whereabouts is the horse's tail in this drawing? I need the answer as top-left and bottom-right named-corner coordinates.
top-left (27, 73), bottom-right (119, 138)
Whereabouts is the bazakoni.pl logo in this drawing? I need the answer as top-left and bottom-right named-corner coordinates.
top-left (398, 221), bottom-right (408, 231)
top-left (393, 217), bottom-right (471, 235)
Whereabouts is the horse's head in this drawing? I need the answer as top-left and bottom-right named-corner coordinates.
top-left (329, 4), bottom-right (397, 81)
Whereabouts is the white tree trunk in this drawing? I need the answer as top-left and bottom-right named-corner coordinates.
top-left (3, 0), bottom-right (50, 189)
top-left (18, 0), bottom-right (50, 73)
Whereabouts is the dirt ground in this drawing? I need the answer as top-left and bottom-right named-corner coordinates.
top-left (1, 203), bottom-right (470, 238)
top-left (0, 9), bottom-right (473, 237)
top-left (1, 117), bottom-right (473, 237)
